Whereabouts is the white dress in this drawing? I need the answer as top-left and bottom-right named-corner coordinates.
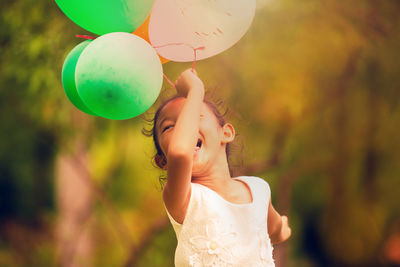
top-left (165, 176), bottom-right (275, 267)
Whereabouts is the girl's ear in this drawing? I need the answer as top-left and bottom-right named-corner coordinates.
top-left (155, 154), bottom-right (167, 170)
top-left (221, 123), bottom-right (235, 144)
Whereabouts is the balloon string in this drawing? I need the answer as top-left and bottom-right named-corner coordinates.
top-left (152, 43), bottom-right (203, 70)
top-left (152, 42), bottom-right (186, 49)
top-left (191, 46), bottom-right (204, 72)
top-left (191, 49), bottom-right (197, 71)
top-left (153, 42), bottom-right (204, 87)
top-left (76, 35), bottom-right (96, 40)
top-left (163, 73), bottom-right (176, 89)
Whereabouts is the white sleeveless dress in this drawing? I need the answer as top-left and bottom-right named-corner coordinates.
top-left (165, 176), bottom-right (275, 267)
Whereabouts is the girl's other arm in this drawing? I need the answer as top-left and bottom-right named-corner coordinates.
top-left (163, 69), bottom-right (205, 224)
top-left (267, 200), bottom-right (291, 244)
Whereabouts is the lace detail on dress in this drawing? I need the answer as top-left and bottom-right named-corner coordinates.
top-left (259, 231), bottom-right (274, 265)
top-left (189, 218), bottom-right (237, 267)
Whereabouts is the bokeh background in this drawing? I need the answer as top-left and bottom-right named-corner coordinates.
top-left (1, 0), bottom-right (400, 266)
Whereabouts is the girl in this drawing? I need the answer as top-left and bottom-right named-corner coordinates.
top-left (148, 69), bottom-right (291, 266)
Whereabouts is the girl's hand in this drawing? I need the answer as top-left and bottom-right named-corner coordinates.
top-left (280, 216), bottom-right (292, 242)
top-left (267, 201), bottom-right (291, 244)
top-left (175, 69), bottom-right (204, 97)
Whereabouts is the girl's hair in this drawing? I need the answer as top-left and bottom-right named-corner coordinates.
top-left (142, 92), bottom-right (242, 188)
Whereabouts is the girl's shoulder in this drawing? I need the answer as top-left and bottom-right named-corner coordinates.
top-left (233, 175), bottom-right (271, 197)
top-left (235, 175), bottom-right (271, 189)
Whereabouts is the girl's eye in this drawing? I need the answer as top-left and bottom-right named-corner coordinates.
top-left (162, 125), bottom-right (174, 133)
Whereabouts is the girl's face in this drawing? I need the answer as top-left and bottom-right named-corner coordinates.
top-left (156, 97), bottom-right (231, 174)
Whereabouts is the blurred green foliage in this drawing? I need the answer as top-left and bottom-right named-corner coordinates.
top-left (1, 0), bottom-right (400, 266)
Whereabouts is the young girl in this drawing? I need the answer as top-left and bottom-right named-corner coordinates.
top-left (148, 69), bottom-right (291, 266)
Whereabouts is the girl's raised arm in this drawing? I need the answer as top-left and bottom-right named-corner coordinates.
top-left (163, 69), bottom-right (205, 224)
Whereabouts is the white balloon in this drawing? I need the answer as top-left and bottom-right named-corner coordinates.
top-left (149, 0), bottom-right (256, 62)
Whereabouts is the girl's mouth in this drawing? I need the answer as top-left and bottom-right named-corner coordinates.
top-left (195, 139), bottom-right (202, 151)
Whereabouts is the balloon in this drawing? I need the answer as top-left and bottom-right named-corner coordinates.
top-left (75, 32), bottom-right (163, 120)
top-left (61, 40), bottom-right (97, 115)
top-left (149, 0), bottom-right (256, 62)
top-left (133, 15), bottom-right (169, 64)
top-left (55, 0), bottom-right (155, 35)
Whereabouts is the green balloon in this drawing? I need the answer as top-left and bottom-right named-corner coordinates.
top-left (75, 32), bottom-right (163, 120)
top-left (54, 0), bottom-right (155, 35)
top-left (61, 40), bottom-right (97, 115)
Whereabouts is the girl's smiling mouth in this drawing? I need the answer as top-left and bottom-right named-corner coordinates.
top-left (195, 138), bottom-right (202, 152)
